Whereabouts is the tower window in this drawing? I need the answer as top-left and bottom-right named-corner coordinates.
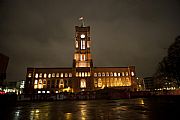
top-left (81, 40), bottom-right (86, 49)
top-left (75, 41), bottom-right (78, 48)
top-left (87, 41), bottom-right (90, 48)
top-left (80, 54), bottom-right (86, 61)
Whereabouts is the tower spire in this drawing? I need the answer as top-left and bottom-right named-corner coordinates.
top-left (79, 16), bottom-right (85, 27)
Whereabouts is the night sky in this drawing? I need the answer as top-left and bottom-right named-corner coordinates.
top-left (0, 0), bottom-right (180, 81)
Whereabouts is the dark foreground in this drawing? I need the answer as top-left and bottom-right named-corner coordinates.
top-left (0, 97), bottom-right (180, 120)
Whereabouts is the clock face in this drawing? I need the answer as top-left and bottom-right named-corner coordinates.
top-left (80, 34), bottom-right (85, 38)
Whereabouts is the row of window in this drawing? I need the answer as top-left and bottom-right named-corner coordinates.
top-left (28, 71), bottom-right (135, 78)
top-left (76, 72), bottom-right (91, 77)
top-left (94, 77), bottom-right (131, 88)
top-left (34, 79), bottom-right (69, 89)
top-left (94, 72), bottom-right (132, 77)
top-left (28, 72), bottom-right (72, 78)
top-left (75, 40), bottom-right (90, 49)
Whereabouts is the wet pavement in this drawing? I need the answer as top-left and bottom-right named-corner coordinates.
top-left (1, 98), bottom-right (179, 120)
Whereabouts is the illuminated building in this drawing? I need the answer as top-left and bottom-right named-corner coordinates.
top-left (24, 18), bottom-right (137, 94)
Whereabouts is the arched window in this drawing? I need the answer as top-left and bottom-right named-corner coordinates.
top-left (114, 72), bottom-right (117, 77)
top-left (102, 72), bottom-right (105, 77)
top-left (39, 73), bottom-right (42, 78)
top-left (106, 72), bottom-right (109, 76)
top-left (110, 72), bottom-right (113, 76)
top-left (35, 73), bottom-right (38, 78)
top-left (98, 72), bottom-right (101, 77)
top-left (52, 73), bottom-right (55, 77)
top-left (94, 73), bottom-right (97, 77)
top-left (44, 73), bottom-right (47, 78)
top-left (126, 72), bottom-right (129, 76)
top-left (48, 73), bottom-right (51, 78)
top-left (59, 79), bottom-right (64, 88)
top-left (65, 73), bottom-right (68, 77)
top-left (98, 78), bottom-right (102, 87)
top-left (60, 73), bottom-right (63, 77)
top-left (69, 73), bottom-right (72, 77)
top-left (75, 41), bottom-right (78, 48)
top-left (80, 79), bottom-right (86, 88)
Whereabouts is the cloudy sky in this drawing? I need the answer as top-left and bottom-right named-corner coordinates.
top-left (0, 0), bottom-right (180, 81)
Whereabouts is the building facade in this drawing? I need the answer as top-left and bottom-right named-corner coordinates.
top-left (25, 23), bottom-right (137, 94)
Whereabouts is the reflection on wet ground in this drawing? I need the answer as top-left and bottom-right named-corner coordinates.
top-left (1, 98), bottom-right (180, 120)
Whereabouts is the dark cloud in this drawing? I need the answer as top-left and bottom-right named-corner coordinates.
top-left (0, 0), bottom-right (180, 81)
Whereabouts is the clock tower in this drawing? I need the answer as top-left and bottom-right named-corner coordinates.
top-left (73, 18), bottom-right (93, 68)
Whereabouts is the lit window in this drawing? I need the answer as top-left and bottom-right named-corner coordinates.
top-left (82, 72), bottom-right (84, 77)
top-left (47, 91), bottom-right (50, 93)
top-left (39, 73), bottom-right (42, 78)
top-left (122, 72), bottom-right (125, 76)
top-left (79, 72), bottom-right (81, 77)
top-left (61, 73), bottom-right (63, 77)
top-left (34, 79), bottom-right (38, 89)
top-left (38, 79), bottom-right (43, 89)
top-left (42, 91), bottom-right (45, 93)
top-left (34, 80), bottom-right (38, 84)
top-left (88, 72), bottom-right (90, 76)
top-left (59, 79), bottom-right (64, 88)
top-left (118, 73), bottom-right (121, 77)
top-left (110, 72), bottom-right (113, 76)
top-left (98, 73), bottom-right (101, 77)
top-left (126, 72), bottom-right (129, 76)
top-left (55, 91), bottom-right (58, 93)
top-left (106, 72), bottom-right (109, 76)
top-left (94, 79), bottom-right (97, 87)
top-left (38, 91), bottom-right (41, 94)
top-left (28, 73), bottom-right (32, 78)
top-left (81, 40), bottom-right (86, 49)
top-left (65, 73), bottom-right (68, 77)
top-left (80, 79), bottom-right (86, 88)
top-left (98, 78), bottom-right (102, 87)
top-left (94, 73), bottom-right (97, 77)
top-left (102, 72), bottom-right (105, 77)
top-left (56, 73), bottom-right (59, 77)
top-left (35, 73), bottom-right (38, 78)
top-left (69, 73), bottom-right (72, 77)
top-left (39, 79), bottom-right (42, 84)
top-left (85, 72), bottom-right (88, 77)
top-left (80, 54), bottom-right (86, 61)
top-left (75, 41), bottom-right (78, 48)
top-left (52, 73), bottom-right (55, 77)
top-left (131, 72), bottom-right (135, 76)
top-left (43, 79), bottom-right (46, 85)
top-left (48, 73), bottom-right (51, 78)
top-left (114, 72), bottom-right (117, 77)
top-left (87, 41), bottom-right (90, 48)
top-left (76, 72), bottom-right (78, 77)
top-left (44, 73), bottom-right (47, 78)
